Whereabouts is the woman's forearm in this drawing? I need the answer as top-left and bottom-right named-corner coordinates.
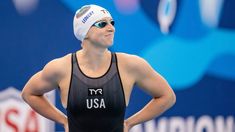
top-left (22, 93), bottom-right (67, 126)
top-left (125, 94), bottom-right (176, 128)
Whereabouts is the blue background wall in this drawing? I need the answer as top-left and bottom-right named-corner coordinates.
top-left (1, 0), bottom-right (235, 131)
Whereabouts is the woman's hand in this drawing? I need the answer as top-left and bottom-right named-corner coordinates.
top-left (63, 119), bottom-right (69, 132)
top-left (124, 120), bottom-right (131, 132)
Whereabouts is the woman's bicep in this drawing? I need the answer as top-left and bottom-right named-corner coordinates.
top-left (23, 71), bottom-right (57, 96)
top-left (133, 57), bottom-right (172, 98)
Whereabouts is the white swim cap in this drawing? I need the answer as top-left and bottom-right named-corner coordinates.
top-left (73, 4), bottom-right (112, 41)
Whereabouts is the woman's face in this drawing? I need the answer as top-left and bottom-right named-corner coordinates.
top-left (85, 17), bottom-right (115, 48)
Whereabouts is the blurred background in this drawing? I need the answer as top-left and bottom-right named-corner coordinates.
top-left (0, 0), bottom-right (235, 131)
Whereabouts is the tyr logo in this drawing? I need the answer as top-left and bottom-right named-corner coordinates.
top-left (100, 9), bottom-right (109, 14)
top-left (88, 88), bottom-right (103, 96)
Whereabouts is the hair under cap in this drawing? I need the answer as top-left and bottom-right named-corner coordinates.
top-left (73, 4), bottom-right (112, 41)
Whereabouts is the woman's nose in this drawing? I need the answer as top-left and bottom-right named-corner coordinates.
top-left (106, 23), bottom-right (115, 32)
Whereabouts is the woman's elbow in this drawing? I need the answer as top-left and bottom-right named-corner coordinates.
top-left (168, 90), bottom-right (176, 108)
top-left (21, 88), bottom-right (34, 103)
top-left (21, 89), bottom-right (29, 102)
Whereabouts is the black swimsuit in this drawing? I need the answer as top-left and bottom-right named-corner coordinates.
top-left (67, 53), bottom-right (126, 132)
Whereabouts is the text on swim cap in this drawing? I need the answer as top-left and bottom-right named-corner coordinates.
top-left (82, 11), bottom-right (94, 23)
top-left (101, 9), bottom-right (110, 14)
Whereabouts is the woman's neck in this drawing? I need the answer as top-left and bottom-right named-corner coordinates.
top-left (77, 48), bottom-right (111, 71)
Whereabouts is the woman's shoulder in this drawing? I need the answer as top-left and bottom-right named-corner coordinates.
top-left (42, 53), bottom-right (72, 77)
top-left (115, 52), bottom-right (148, 69)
